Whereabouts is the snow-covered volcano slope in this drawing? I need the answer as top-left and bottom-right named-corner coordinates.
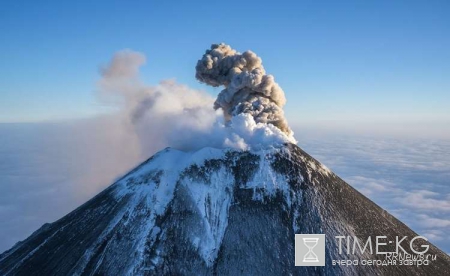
top-left (1, 144), bottom-right (449, 275)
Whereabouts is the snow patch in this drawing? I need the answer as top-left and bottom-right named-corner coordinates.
top-left (181, 166), bottom-right (234, 266)
top-left (95, 145), bottom-right (308, 270)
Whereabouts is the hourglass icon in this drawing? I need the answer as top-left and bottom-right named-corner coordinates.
top-left (303, 238), bottom-right (319, 262)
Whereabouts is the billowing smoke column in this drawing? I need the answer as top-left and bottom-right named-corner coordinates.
top-left (196, 43), bottom-right (292, 135)
top-left (96, 45), bottom-right (296, 157)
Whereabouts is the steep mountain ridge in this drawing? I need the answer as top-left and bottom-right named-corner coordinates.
top-left (1, 144), bottom-right (449, 275)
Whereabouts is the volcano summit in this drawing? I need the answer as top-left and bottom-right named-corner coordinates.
top-left (1, 144), bottom-right (449, 275)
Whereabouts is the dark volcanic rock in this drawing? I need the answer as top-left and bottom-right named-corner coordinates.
top-left (1, 144), bottom-right (449, 275)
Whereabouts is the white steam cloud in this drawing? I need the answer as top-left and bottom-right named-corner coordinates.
top-left (98, 44), bottom-right (296, 157)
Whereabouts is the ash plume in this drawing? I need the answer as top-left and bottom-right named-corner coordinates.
top-left (196, 43), bottom-right (292, 135)
top-left (96, 45), bottom-right (296, 158)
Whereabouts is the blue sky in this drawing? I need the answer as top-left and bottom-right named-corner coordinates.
top-left (1, 0), bottom-right (449, 132)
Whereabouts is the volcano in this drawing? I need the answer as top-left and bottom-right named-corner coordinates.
top-left (1, 144), bottom-right (449, 275)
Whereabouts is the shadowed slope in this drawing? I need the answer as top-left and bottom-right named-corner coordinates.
top-left (1, 144), bottom-right (449, 275)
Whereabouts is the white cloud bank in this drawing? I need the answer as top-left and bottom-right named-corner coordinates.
top-left (296, 131), bottom-right (450, 253)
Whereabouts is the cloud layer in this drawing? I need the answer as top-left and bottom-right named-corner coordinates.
top-left (1, 125), bottom-right (449, 254)
top-left (295, 130), bottom-right (450, 253)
